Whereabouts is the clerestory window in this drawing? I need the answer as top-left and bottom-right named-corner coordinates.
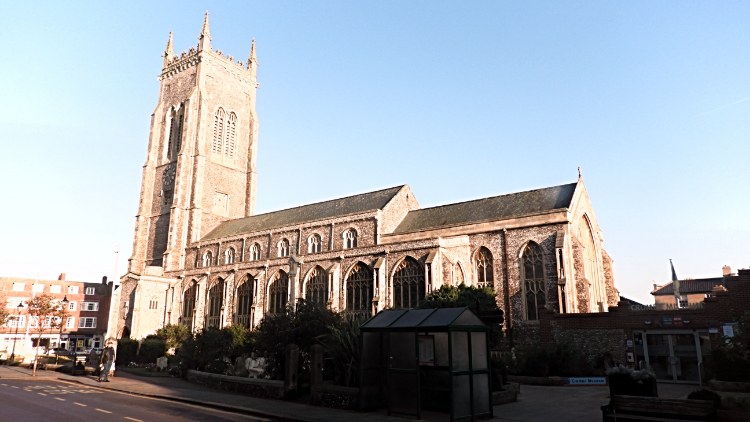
top-left (277, 239), bottom-right (290, 258)
top-left (248, 243), bottom-right (261, 261)
top-left (343, 229), bottom-right (358, 249)
top-left (308, 234), bottom-right (322, 253)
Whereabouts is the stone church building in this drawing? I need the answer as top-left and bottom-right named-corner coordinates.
top-left (113, 15), bottom-right (619, 345)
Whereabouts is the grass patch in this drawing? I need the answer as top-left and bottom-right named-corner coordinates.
top-left (121, 367), bottom-right (172, 377)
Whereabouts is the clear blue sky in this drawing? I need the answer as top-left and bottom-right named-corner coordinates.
top-left (1, 1), bottom-right (748, 304)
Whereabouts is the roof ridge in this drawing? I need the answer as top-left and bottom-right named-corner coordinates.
top-left (408, 182), bottom-right (577, 213)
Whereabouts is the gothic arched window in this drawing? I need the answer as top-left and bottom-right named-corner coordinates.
top-left (181, 282), bottom-right (197, 329)
top-left (522, 242), bottom-right (545, 321)
top-left (393, 257), bottom-right (425, 309)
top-left (212, 108), bottom-right (225, 155)
top-left (474, 247), bottom-right (494, 288)
top-left (578, 215), bottom-right (601, 311)
top-left (206, 279), bottom-right (224, 328)
top-left (202, 251), bottom-right (213, 267)
top-left (167, 107), bottom-right (184, 161)
top-left (248, 243), bottom-right (261, 261)
top-left (343, 229), bottom-right (358, 249)
top-left (308, 234), bottom-right (322, 254)
top-left (235, 277), bottom-right (254, 328)
top-left (225, 112), bottom-right (236, 158)
top-left (224, 248), bottom-right (235, 265)
top-left (277, 239), bottom-right (290, 258)
top-left (305, 266), bottom-right (328, 307)
top-left (346, 263), bottom-right (373, 314)
top-left (268, 271), bottom-right (288, 314)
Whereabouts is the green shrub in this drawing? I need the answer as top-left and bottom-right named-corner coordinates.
top-left (510, 340), bottom-right (595, 377)
top-left (138, 338), bottom-right (166, 364)
top-left (708, 348), bottom-right (750, 383)
top-left (153, 324), bottom-right (191, 352)
top-left (116, 339), bottom-right (139, 365)
top-left (687, 389), bottom-right (721, 409)
top-left (317, 316), bottom-right (364, 387)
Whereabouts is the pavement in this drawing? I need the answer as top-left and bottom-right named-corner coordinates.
top-left (0, 365), bottom-right (731, 422)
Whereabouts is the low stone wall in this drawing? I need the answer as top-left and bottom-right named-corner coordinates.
top-left (709, 379), bottom-right (750, 393)
top-left (313, 384), bottom-right (359, 410)
top-left (186, 370), bottom-right (284, 399)
top-left (492, 390), bottom-right (517, 405)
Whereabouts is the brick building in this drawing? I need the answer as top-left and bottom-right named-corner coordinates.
top-left (113, 14), bottom-right (619, 345)
top-left (650, 266), bottom-right (738, 310)
top-left (0, 274), bottom-right (113, 358)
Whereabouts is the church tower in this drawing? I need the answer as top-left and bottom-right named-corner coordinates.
top-left (128, 13), bottom-right (259, 275)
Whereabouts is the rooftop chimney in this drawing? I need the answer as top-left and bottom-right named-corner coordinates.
top-left (102, 276), bottom-right (108, 285)
top-left (723, 265), bottom-right (732, 276)
top-left (58, 273), bottom-right (66, 281)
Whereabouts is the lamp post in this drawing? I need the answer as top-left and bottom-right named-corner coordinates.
top-left (56, 296), bottom-right (69, 365)
top-left (9, 303), bottom-right (24, 361)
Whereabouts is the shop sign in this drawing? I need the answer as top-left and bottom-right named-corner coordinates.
top-left (673, 316), bottom-right (683, 327)
top-left (565, 377), bottom-right (607, 386)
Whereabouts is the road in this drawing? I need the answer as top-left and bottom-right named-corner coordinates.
top-left (0, 379), bottom-right (273, 422)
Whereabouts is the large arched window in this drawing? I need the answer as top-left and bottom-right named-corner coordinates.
top-left (202, 251), bottom-right (213, 267)
top-left (277, 239), bottom-right (290, 258)
top-left (522, 242), bottom-right (545, 321)
top-left (212, 108), bottom-right (225, 155)
top-left (268, 271), bottom-right (288, 314)
top-left (167, 107), bottom-right (184, 161)
top-left (343, 229), bottom-right (358, 249)
top-left (474, 247), bottom-right (494, 288)
top-left (393, 257), bottom-right (425, 309)
top-left (346, 263), bottom-right (373, 315)
top-left (308, 234), bottom-right (322, 254)
top-left (181, 282), bottom-right (197, 329)
top-left (235, 277), bottom-right (254, 328)
top-left (205, 279), bottom-right (224, 328)
top-left (225, 112), bottom-right (236, 158)
top-left (224, 248), bottom-right (235, 265)
top-left (248, 243), bottom-right (261, 261)
top-left (305, 266), bottom-right (328, 307)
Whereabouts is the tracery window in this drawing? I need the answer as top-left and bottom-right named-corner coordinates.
top-left (277, 239), bottom-right (290, 258)
top-left (167, 108), bottom-right (184, 161)
top-left (206, 279), bottom-right (224, 328)
top-left (343, 229), bottom-right (357, 249)
top-left (224, 248), bottom-right (235, 265)
top-left (235, 277), bottom-right (254, 328)
top-left (474, 247), bottom-right (494, 288)
top-left (392, 257), bottom-right (425, 309)
top-left (202, 251), bottom-right (213, 267)
top-left (225, 112), bottom-right (236, 158)
top-left (522, 242), bottom-right (545, 321)
top-left (248, 243), bottom-right (261, 261)
top-left (346, 263), bottom-right (373, 314)
top-left (181, 282), bottom-right (197, 329)
top-left (212, 108), bottom-right (225, 154)
top-left (268, 271), bottom-right (288, 314)
top-left (305, 266), bottom-right (328, 307)
top-left (308, 234), bottom-right (322, 254)
top-left (212, 107), bottom-right (237, 159)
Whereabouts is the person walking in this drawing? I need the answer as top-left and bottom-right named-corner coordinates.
top-left (98, 342), bottom-right (115, 382)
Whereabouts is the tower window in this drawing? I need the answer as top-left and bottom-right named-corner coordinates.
top-left (149, 297), bottom-right (158, 310)
top-left (212, 108), bottom-right (237, 159)
top-left (343, 229), bottom-right (358, 249)
top-left (225, 112), bottom-right (236, 158)
top-left (212, 108), bottom-right (225, 154)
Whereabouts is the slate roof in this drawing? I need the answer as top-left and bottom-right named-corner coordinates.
top-left (391, 183), bottom-right (577, 234)
top-left (201, 186), bottom-right (404, 241)
top-left (651, 277), bottom-right (726, 295)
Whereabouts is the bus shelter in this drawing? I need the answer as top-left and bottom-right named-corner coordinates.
top-left (359, 307), bottom-right (492, 421)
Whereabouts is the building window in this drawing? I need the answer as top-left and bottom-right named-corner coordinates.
top-left (346, 263), bottom-right (373, 314)
top-left (343, 229), bottom-right (358, 249)
top-left (225, 112), bottom-right (236, 158)
top-left (235, 277), bottom-right (254, 329)
top-left (13, 283), bottom-right (24, 292)
top-left (453, 263), bottom-right (465, 286)
top-left (32, 284), bottom-right (44, 293)
top-left (308, 234), bottom-right (322, 253)
top-left (79, 317), bottom-right (97, 328)
top-left (82, 302), bottom-right (99, 311)
top-left (522, 242), bottom-right (546, 321)
top-left (68, 286), bottom-right (79, 295)
top-left (85, 287), bottom-right (96, 295)
top-left (212, 108), bottom-right (237, 159)
top-left (277, 239), bottom-right (290, 258)
top-left (224, 248), bottom-right (235, 264)
top-left (248, 243), bottom-right (261, 261)
top-left (167, 108), bottom-right (184, 161)
top-left (393, 257), bottom-right (425, 309)
top-left (305, 266), bottom-right (328, 307)
top-left (181, 282), bottom-right (197, 329)
top-left (149, 297), bottom-right (158, 310)
top-left (50, 285), bottom-right (62, 294)
top-left (68, 302), bottom-right (76, 311)
top-left (66, 317), bottom-right (75, 328)
top-left (268, 271), bottom-right (289, 314)
top-left (474, 247), bottom-right (494, 288)
top-left (212, 107), bottom-right (225, 155)
top-left (7, 316), bottom-right (25, 328)
top-left (678, 295), bottom-right (688, 308)
top-left (205, 279), bottom-right (224, 329)
top-left (202, 251), bottom-right (213, 267)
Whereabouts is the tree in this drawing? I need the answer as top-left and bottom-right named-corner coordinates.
top-left (153, 323), bottom-right (191, 353)
top-left (0, 292), bottom-right (10, 327)
top-left (26, 294), bottom-right (62, 376)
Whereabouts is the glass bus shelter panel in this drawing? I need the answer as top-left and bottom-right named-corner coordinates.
top-left (391, 309), bottom-right (435, 328)
top-left (470, 332), bottom-right (488, 370)
top-left (390, 372), bottom-right (419, 415)
top-left (360, 332), bottom-right (384, 408)
top-left (390, 332), bottom-right (416, 369)
top-left (420, 307), bottom-right (465, 327)
top-left (433, 332), bottom-right (449, 367)
top-left (672, 334), bottom-right (700, 382)
top-left (452, 375), bottom-right (471, 419)
top-left (646, 334), bottom-right (672, 381)
top-left (363, 310), bottom-right (407, 328)
top-left (472, 373), bottom-right (491, 415)
top-left (451, 311), bottom-right (484, 326)
top-left (451, 331), bottom-right (470, 371)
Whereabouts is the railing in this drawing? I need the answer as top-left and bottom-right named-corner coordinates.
top-left (180, 317), bottom-right (193, 329)
top-left (341, 310), bottom-right (373, 321)
top-left (234, 314), bottom-right (251, 329)
top-left (205, 315), bottom-right (221, 329)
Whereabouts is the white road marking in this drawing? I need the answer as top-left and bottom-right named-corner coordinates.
top-left (96, 409), bottom-right (112, 414)
top-left (124, 418), bottom-right (144, 422)
top-left (55, 398), bottom-right (65, 401)
top-left (74, 402), bottom-right (87, 406)
top-left (38, 393), bottom-right (47, 396)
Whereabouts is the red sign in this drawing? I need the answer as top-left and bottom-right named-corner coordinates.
top-left (673, 316), bottom-right (683, 327)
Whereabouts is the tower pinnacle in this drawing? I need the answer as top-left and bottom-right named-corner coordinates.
top-left (198, 11), bottom-right (211, 52)
top-left (162, 30), bottom-right (174, 67)
top-left (247, 38), bottom-right (259, 76)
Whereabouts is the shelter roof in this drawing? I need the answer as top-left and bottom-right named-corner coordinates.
top-left (360, 307), bottom-right (485, 329)
top-left (392, 183), bottom-right (576, 234)
top-left (201, 185), bottom-right (404, 241)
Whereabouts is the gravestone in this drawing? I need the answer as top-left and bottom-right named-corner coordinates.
top-left (156, 356), bottom-right (168, 371)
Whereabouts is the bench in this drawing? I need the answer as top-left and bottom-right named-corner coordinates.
top-left (602, 395), bottom-right (716, 422)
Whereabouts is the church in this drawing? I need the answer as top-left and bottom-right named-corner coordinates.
top-left (113, 14), bottom-right (619, 346)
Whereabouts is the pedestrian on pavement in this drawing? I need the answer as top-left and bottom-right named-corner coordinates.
top-left (98, 342), bottom-right (115, 382)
